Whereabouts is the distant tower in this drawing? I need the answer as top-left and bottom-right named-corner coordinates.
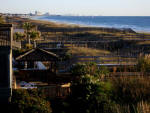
top-left (35, 11), bottom-right (38, 16)
top-left (35, 11), bottom-right (42, 16)
top-left (0, 24), bottom-right (13, 104)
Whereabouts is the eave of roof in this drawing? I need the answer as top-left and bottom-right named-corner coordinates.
top-left (16, 48), bottom-right (59, 61)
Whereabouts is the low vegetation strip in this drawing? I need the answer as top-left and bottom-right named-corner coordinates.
top-left (67, 47), bottom-right (111, 56)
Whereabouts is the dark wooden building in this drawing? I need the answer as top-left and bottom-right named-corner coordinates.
top-left (16, 48), bottom-right (60, 82)
top-left (0, 24), bottom-right (13, 104)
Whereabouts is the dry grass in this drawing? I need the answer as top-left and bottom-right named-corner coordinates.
top-left (29, 18), bottom-right (80, 28)
top-left (107, 76), bottom-right (150, 113)
top-left (67, 46), bottom-right (111, 56)
top-left (100, 57), bottom-right (137, 64)
top-left (136, 41), bottom-right (150, 45)
top-left (115, 101), bottom-right (150, 113)
top-left (100, 57), bottom-right (136, 61)
top-left (110, 76), bottom-right (150, 104)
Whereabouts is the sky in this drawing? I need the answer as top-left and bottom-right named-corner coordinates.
top-left (0, 0), bottom-right (150, 16)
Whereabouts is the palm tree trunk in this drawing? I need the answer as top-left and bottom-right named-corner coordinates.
top-left (26, 30), bottom-right (30, 45)
top-left (28, 34), bottom-right (31, 45)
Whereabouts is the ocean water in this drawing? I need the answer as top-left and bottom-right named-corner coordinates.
top-left (33, 16), bottom-right (150, 32)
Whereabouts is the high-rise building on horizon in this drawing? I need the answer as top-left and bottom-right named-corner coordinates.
top-left (35, 11), bottom-right (42, 16)
top-left (44, 12), bottom-right (50, 16)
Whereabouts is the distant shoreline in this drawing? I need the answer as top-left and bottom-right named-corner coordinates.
top-left (26, 17), bottom-right (135, 34)
top-left (30, 16), bottom-right (87, 27)
top-left (30, 16), bottom-right (136, 33)
top-left (30, 16), bottom-right (150, 33)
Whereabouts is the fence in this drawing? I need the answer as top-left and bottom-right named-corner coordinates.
top-left (39, 85), bottom-right (70, 98)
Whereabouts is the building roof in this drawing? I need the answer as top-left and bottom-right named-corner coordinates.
top-left (16, 48), bottom-right (59, 61)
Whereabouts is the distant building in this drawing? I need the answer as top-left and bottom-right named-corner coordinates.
top-left (35, 11), bottom-right (42, 16)
top-left (29, 13), bottom-right (34, 16)
top-left (44, 12), bottom-right (50, 16)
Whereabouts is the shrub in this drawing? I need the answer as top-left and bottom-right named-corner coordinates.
top-left (137, 55), bottom-right (150, 72)
top-left (64, 74), bottom-right (115, 113)
top-left (25, 43), bottom-right (33, 49)
top-left (71, 63), bottom-right (89, 76)
top-left (71, 62), bottom-right (109, 78)
top-left (0, 16), bottom-right (5, 23)
top-left (13, 32), bottom-right (25, 41)
top-left (10, 89), bottom-right (52, 113)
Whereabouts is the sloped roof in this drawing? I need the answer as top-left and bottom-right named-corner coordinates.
top-left (16, 48), bottom-right (59, 61)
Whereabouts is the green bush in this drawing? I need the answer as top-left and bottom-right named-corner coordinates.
top-left (13, 32), bottom-right (25, 41)
top-left (71, 62), bottom-right (109, 78)
top-left (0, 16), bottom-right (5, 23)
top-left (25, 44), bottom-right (33, 49)
top-left (10, 89), bottom-right (52, 113)
top-left (64, 74), bottom-right (116, 113)
top-left (71, 63), bottom-right (88, 76)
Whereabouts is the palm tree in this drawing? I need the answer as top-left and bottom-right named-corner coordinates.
top-left (29, 31), bottom-right (41, 40)
top-left (13, 32), bottom-right (25, 41)
top-left (23, 22), bottom-right (41, 48)
top-left (23, 22), bottom-right (35, 44)
top-left (29, 31), bottom-right (41, 48)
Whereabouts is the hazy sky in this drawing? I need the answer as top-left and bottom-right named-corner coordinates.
top-left (0, 0), bottom-right (150, 16)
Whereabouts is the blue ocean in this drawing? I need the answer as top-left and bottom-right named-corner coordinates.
top-left (33, 16), bottom-right (150, 32)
